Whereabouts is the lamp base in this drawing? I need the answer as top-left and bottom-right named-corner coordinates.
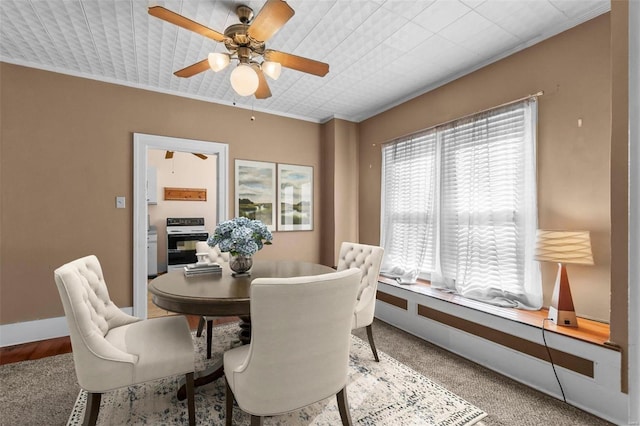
top-left (549, 305), bottom-right (578, 327)
top-left (549, 263), bottom-right (578, 327)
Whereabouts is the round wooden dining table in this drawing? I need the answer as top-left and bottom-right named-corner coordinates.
top-left (148, 259), bottom-right (335, 399)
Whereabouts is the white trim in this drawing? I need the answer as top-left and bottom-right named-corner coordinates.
top-left (133, 133), bottom-right (229, 320)
top-left (628, 0), bottom-right (640, 423)
top-left (0, 308), bottom-right (132, 347)
top-left (375, 281), bottom-right (628, 425)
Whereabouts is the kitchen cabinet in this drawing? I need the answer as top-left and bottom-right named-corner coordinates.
top-left (147, 226), bottom-right (158, 277)
top-left (147, 166), bottom-right (157, 205)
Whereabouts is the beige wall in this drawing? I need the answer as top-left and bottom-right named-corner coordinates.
top-left (359, 14), bottom-right (612, 323)
top-left (0, 64), bottom-right (324, 324)
top-left (320, 119), bottom-right (359, 266)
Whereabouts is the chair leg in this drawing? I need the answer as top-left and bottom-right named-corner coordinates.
top-left (196, 316), bottom-right (206, 337)
top-left (336, 386), bottom-right (353, 426)
top-left (366, 324), bottom-right (380, 362)
top-left (225, 379), bottom-right (234, 426)
top-left (250, 415), bottom-right (264, 426)
top-left (206, 319), bottom-right (213, 359)
top-left (185, 372), bottom-right (196, 426)
top-left (82, 392), bottom-right (101, 426)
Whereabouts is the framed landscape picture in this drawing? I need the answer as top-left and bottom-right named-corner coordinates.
top-left (277, 163), bottom-right (313, 231)
top-left (235, 159), bottom-right (276, 231)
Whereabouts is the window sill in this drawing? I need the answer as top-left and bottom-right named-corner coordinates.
top-left (377, 276), bottom-right (615, 350)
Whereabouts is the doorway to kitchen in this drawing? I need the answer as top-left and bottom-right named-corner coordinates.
top-left (133, 133), bottom-right (228, 320)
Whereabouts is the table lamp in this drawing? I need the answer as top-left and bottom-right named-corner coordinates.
top-left (534, 230), bottom-right (594, 327)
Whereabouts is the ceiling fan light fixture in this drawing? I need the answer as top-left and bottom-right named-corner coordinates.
top-left (230, 64), bottom-right (259, 96)
top-left (261, 61), bottom-right (282, 80)
top-left (207, 52), bottom-right (230, 72)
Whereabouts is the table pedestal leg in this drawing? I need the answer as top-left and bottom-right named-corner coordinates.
top-left (176, 319), bottom-right (252, 400)
top-left (177, 359), bottom-right (224, 401)
top-left (239, 315), bottom-right (252, 344)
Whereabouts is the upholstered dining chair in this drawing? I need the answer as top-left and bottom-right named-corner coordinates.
top-left (54, 255), bottom-right (196, 426)
top-left (224, 268), bottom-right (362, 426)
top-left (195, 241), bottom-right (229, 359)
top-left (337, 242), bottom-right (385, 362)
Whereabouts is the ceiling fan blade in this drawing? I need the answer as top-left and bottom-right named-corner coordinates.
top-left (265, 50), bottom-right (329, 77)
top-left (165, 151), bottom-right (174, 159)
top-left (174, 59), bottom-right (210, 78)
top-left (254, 68), bottom-right (272, 99)
top-left (193, 153), bottom-right (208, 160)
top-left (148, 6), bottom-right (227, 43)
top-left (247, 0), bottom-right (294, 42)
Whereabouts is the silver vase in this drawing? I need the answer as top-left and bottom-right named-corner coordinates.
top-left (229, 254), bottom-right (253, 275)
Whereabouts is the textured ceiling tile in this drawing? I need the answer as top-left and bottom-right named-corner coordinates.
top-left (37, 1), bottom-right (102, 74)
top-left (549, 0), bottom-right (609, 19)
top-left (475, 1), bottom-right (566, 40)
top-left (380, 0), bottom-right (435, 20)
top-left (460, 0), bottom-right (487, 9)
top-left (385, 20), bottom-right (433, 53)
top-left (1, 1), bottom-right (59, 66)
top-left (357, 6), bottom-right (410, 45)
top-left (273, 1), bottom-right (335, 54)
top-left (0, 0), bottom-right (611, 123)
top-left (84, 1), bottom-right (136, 80)
top-left (413, 0), bottom-right (472, 33)
top-left (438, 11), bottom-right (519, 55)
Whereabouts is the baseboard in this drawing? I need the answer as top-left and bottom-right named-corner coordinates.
top-left (375, 282), bottom-right (629, 426)
top-left (0, 307), bottom-right (134, 347)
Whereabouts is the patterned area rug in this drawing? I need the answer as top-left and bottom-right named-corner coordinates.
top-left (67, 323), bottom-right (487, 425)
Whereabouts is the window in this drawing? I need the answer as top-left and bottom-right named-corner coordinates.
top-left (380, 99), bottom-right (541, 309)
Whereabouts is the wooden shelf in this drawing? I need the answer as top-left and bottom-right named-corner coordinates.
top-left (164, 187), bottom-right (206, 201)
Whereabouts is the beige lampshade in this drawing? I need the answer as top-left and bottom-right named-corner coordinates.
top-left (534, 230), bottom-right (594, 265)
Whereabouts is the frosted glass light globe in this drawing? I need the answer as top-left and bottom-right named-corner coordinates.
top-left (207, 52), bottom-right (229, 72)
top-left (262, 61), bottom-right (282, 80)
top-left (230, 64), bottom-right (259, 97)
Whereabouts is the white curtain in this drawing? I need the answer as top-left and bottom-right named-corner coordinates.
top-left (380, 130), bottom-right (437, 283)
top-left (431, 100), bottom-right (541, 308)
top-left (380, 99), bottom-right (542, 309)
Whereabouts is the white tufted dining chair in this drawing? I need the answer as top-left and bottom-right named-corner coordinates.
top-left (54, 255), bottom-right (196, 426)
top-left (224, 268), bottom-right (362, 426)
top-left (336, 242), bottom-right (385, 362)
top-left (195, 241), bottom-right (229, 358)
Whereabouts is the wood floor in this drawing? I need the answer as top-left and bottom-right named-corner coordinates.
top-left (0, 297), bottom-right (237, 366)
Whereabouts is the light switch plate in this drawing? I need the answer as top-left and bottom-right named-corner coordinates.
top-left (116, 196), bottom-right (126, 209)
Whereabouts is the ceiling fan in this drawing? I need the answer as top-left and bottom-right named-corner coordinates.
top-left (165, 151), bottom-right (207, 160)
top-left (148, 0), bottom-right (330, 99)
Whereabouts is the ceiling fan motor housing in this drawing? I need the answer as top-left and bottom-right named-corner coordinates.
top-left (223, 24), bottom-right (265, 59)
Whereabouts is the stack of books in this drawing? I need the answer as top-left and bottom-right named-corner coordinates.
top-left (184, 262), bottom-right (222, 276)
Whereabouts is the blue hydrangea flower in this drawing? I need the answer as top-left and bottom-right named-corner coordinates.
top-left (207, 217), bottom-right (273, 256)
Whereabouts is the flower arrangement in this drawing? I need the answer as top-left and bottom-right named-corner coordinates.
top-left (208, 217), bottom-right (272, 257)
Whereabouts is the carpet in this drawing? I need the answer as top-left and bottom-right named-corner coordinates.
top-left (67, 323), bottom-right (487, 425)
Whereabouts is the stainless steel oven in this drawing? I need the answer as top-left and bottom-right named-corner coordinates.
top-left (166, 217), bottom-right (208, 271)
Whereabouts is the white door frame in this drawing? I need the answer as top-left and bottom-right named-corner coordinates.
top-left (133, 133), bottom-right (229, 319)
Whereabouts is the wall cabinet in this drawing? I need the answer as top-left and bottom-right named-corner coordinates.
top-left (147, 166), bottom-right (157, 204)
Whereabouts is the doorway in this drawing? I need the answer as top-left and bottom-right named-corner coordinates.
top-left (133, 133), bottom-right (228, 319)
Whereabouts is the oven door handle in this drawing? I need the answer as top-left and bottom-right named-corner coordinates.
top-left (168, 233), bottom-right (208, 239)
